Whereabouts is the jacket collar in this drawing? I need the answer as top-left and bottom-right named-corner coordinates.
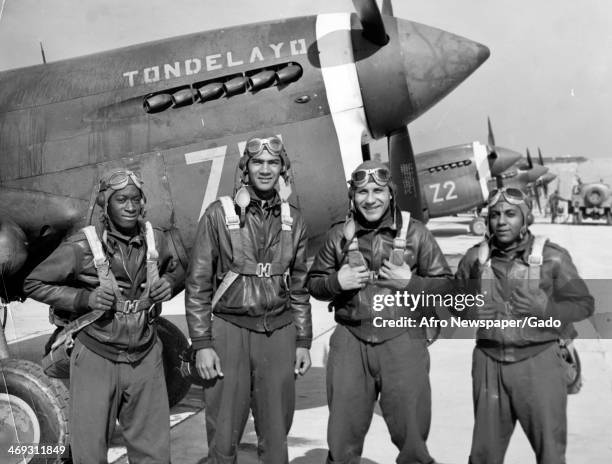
top-left (105, 221), bottom-right (144, 251)
top-left (490, 232), bottom-right (534, 263)
top-left (354, 207), bottom-right (396, 234)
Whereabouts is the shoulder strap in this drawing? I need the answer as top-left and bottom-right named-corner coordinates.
top-left (390, 211), bottom-right (410, 265)
top-left (219, 196), bottom-right (240, 229)
top-left (82, 226), bottom-right (107, 270)
top-left (219, 196), bottom-right (243, 270)
top-left (54, 226), bottom-right (116, 351)
top-left (477, 240), bottom-right (494, 301)
top-left (527, 235), bottom-right (547, 291)
top-left (82, 226), bottom-right (121, 299)
top-left (143, 222), bottom-right (160, 296)
top-left (477, 240), bottom-right (490, 266)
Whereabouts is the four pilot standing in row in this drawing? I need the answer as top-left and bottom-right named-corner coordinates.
top-left (24, 136), bottom-right (594, 464)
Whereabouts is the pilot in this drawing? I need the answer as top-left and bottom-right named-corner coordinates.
top-left (24, 169), bottom-right (182, 464)
top-left (306, 160), bottom-right (452, 464)
top-left (184, 134), bottom-right (312, 464)
top-left (455, 187), bottom-right (594, 464)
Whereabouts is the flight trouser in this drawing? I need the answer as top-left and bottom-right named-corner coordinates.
top-left (203, 317), bottom-right (296, 464)
top-left (69, 338), bottom-right (170, 464)
top-left (468, 344), bottom-right (567, 464)
top-left (326, 325), bottom-right (434, 464)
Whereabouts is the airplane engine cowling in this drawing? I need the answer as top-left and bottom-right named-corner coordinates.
top-left (0, 218), bottom-right (28, 278)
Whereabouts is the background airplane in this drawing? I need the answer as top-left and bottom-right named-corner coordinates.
top-left (568, 179), bottom-right (612, 224)
top-left (407, 119), bottom-right (557, 235)
top-left (0, 0), bottom-right (489, 454)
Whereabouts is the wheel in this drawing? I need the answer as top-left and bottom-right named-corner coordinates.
top-left (0, 359), bottom-right (70, 464)
top-left (155, 317), bottom-right (191, 407)
top-left (469, 218), bottom-right (487, 236)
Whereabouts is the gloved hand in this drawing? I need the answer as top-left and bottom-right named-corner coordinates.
top-left (474, 302), bottom-right (506, 320)
top-left (510, 286), bottom-right (549, 318)
top-left (88, 286), bottom-right (115, 311)
top-left (378, 259), bottom-right (412, 290)
top-left (150, 277), bottom-right (172, 303)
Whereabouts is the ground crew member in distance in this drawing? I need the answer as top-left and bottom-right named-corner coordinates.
top-left (307, 160), bottom-right (452, 464)
top-left (24, 169), bottom-right (182, 464)
top-left (185, 134), bottom-right (312, 464)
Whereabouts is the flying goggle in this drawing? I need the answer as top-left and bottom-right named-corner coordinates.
top-left (350, 167), bottom-right (391, 188)
top-left (100, 170), bottom-right (143, 192)
top-left (487, 187), bottom-right (529, 206)
top-left (245, 136), bottom-right (284, 156)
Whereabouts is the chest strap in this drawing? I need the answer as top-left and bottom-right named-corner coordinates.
top-left (84, 223), bottom-right (159, 311)
top-left (346, 211), bottom-right (411, 271)
top-left (478, 234), bottom-right (548, 297)
top-left (50, 223), bottom-right (159, 350)
top-left (212, 196), bottom-right (294, 310)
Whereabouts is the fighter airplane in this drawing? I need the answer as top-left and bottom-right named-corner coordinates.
top-left (412, 118), bottom-right (523, 234)
top-left (0, 0), bottom-right (489, 454)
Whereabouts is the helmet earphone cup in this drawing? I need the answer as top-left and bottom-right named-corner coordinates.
top-left (96, 192), bottom-right (106, 208)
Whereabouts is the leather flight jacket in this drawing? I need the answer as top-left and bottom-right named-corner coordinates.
top-left (24, 224), bottom-right (183, 362)
top-left (307, 209), bottom-right (453, 344)
top-left (185, 193), bottom-right (312, 350)
top-left (455, 233), bottom-right (595, 362)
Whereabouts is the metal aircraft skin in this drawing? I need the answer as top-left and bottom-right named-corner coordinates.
top-left (415, 142), bottom-right (520, 218)
top-left (411, 120), bottom-right (555, 233)
top-left (413, 118), bottom-right (525, 219)
top-left (0, 0), bottom-right (489, 302)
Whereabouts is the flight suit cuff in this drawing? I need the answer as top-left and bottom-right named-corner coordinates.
top-left (191, 337), bottom-right (214, 350)
top-left (327, 272), bottom-right (344, 295)
top-left (296, 338), bottom-right (312, 349)
top-left (75, 289), bottom-right (91, 313)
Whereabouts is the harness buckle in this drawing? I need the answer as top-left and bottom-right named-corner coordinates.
top-left (120, 300), bottom-right (141, 313)
top-left (528, 255), bottom-right (543, 266)
top-left (256, 262), bottom-right (272, 278)
top-left (225, 215), bottom-right (240, 229)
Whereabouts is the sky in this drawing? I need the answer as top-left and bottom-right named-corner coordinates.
top-left (1, 0), bottom-right (611, 159)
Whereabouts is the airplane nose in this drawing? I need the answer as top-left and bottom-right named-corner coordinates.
top-left (353, 16), bottom-right (489, 138)
top-left (489, 147), bottom-right (522, 176)
top-left (397, 19), bottom-right (490, 120)
top-left (525, 165), bottom-right (548, 182)
top-left (539, 172), bottom-right (557, 184)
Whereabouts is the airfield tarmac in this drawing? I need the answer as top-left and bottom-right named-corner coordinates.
top-left (5, 216), bottom-right (612, 463)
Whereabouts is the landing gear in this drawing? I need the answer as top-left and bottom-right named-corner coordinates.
top-left (572, 211), bottom-right (582, 225)
top-left (1, 300), bottom-right (70, 464)
top-left (156, 317), bottom-right (191, 407)
top-left (0, 359), bottom-right (70, 463)
top-left (469, 217), bottom-right (487, 236)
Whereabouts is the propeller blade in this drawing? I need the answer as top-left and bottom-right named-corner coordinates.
top-left (487, 117), bottom-right (496, 154)
top-left (388, 127), bottom-right (426, 221)
top-left (352, 0), bottom-right (389, 45)
top-left (380, 0), bottom-right (394, 16)
top-left (526, 148), bottom-right (533, 170)
top-left (543, 182), bottom-right (549, 197)
top-left (534, 186), bottom-right (542, 213)
top-left (538, 147), bottom-right (545, 166)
